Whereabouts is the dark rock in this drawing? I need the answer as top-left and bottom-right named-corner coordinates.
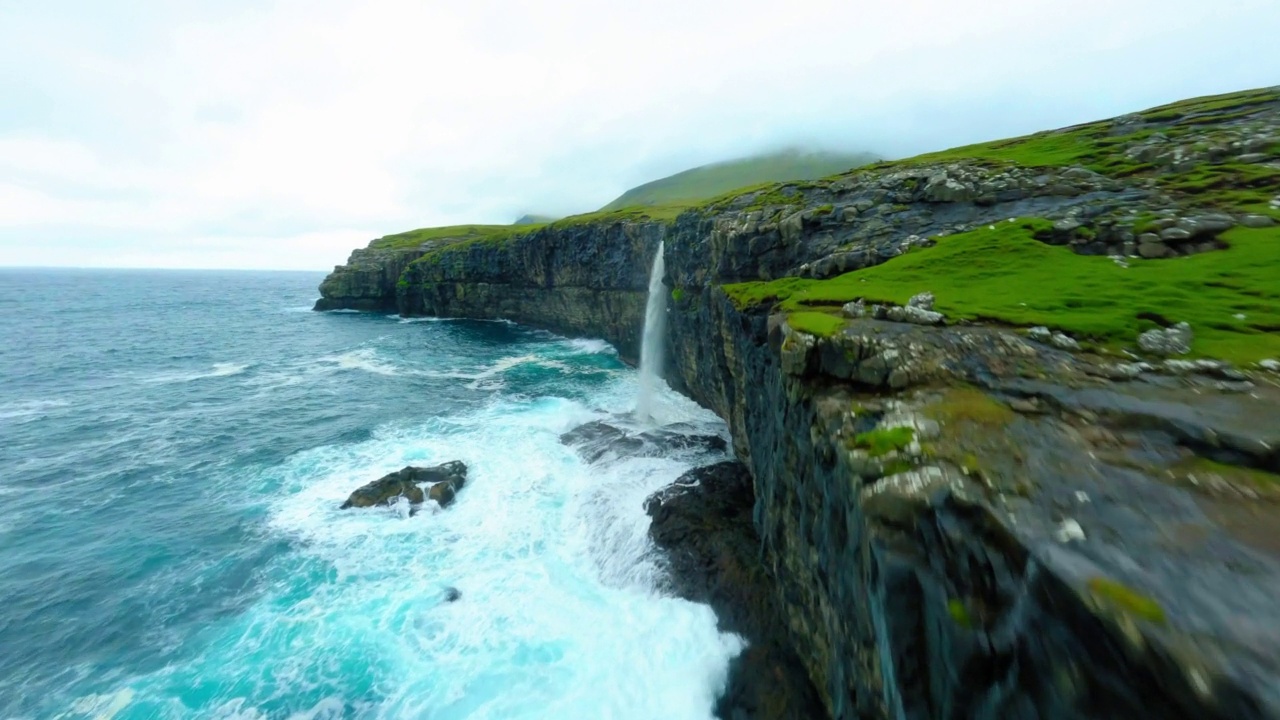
top-left (443, 586), bottom-right (461, 602)
top-left (559, 420), bottom-right (727, 463)
top-left (1138, 240), bottom-right (1169, 258)
top-left (340, 461), bottom-right (468, 509)
top-left (646, 462), bottom-right (824, 720)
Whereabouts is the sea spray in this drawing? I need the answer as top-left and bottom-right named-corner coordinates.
top-left (636, 241), bottom-right (667, 422)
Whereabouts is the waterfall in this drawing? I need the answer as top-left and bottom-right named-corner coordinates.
top-left (635, 241), bottom-right (667, 422)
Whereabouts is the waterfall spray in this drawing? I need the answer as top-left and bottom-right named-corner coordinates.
top-left (635, 241), bottom-right (667, 422)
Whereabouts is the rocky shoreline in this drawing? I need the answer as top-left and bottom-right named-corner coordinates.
top-left (316, 88), bottom-right (1280, 719)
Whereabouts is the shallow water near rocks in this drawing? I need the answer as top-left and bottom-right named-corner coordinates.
top-left (0, 269), bottom-right (741, 719)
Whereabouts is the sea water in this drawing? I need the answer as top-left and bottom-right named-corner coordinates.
top-left (0, 269), bottom-right (742, 719)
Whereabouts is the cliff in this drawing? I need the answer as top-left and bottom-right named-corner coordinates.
top-left (317, 87), bottom-right (1280, 719)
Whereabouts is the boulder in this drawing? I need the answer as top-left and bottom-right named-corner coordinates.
top-left (922, 174), bottom-right (975, 203)
top-left (907, 291), bottom-right (935, 311)
top-left (1050, 332), bottom-right (1081, 351)
top-left (1137, 241), bottom-right (1169, 259)
top-left (1242, 215), bottom-right (1276, 228)
top-left (340, 461), bottom-right (468, 509)
top-left (1137, 322), bottom-right (1193, 356)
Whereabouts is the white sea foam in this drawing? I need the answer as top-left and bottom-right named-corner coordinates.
top-left (90, 377), bottom-right (740, 718)
top-left (562, 338), bottom-right (616, 355)
top-left (143, 362), bottom-right (251, 384)
top-left (0, 398), bottom-right (71, 421)
top-left (322, 349), bottom-right (399, 376)
top-left (57, 689), bottom-right (135, 719)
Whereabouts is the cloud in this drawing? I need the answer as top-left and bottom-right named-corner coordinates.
top-left (1, 0), bottom-right (1277, 269)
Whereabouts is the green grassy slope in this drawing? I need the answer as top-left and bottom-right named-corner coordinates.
top-left (600, 149), bottom-right (879, 212)
top-left (369, 224), bottom-right (544, 251)
top-left (725, 220), bottom-right (1280, 363)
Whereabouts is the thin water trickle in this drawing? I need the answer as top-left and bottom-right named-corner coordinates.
top-left (636, 241), bottom-right (667, 422)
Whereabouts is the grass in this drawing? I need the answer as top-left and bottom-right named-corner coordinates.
top-left (1158, 161), bottom-right (1280, 217)
top-left (947, 599), bottom-right (973, 628)
top-left (724, 219), bottom-right (1280, 363)
top-left (851, 427), bottom-right (915, 457)
top-left (1087, 577), bottom-right (1167, 624)
top-left (892, 87), bottom-right (1279, 176)
top-left (1179, 458), bottom-right (1280, 489)
top-left (600, 149), bottom-right (877, 211)
top-left (370, 224), bottom-right (541, 251)
top-left (925, 389), bottom-right (1015, 427)
top-left (787, 311), bottom-right (846, 337)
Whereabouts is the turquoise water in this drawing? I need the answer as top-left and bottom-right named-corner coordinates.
top-left (0, 269), bottom-right (742, 719)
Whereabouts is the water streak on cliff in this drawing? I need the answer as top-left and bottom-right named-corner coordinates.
top-left (636, 241), bottom-right (667, 422)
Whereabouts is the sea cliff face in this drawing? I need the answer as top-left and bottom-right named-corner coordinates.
top-left (316, 88), bottom-right (1280, 719)
top-left (315, 246), bottom-right (424, 312)
top-left (398, 221), bottom-right (664, 364)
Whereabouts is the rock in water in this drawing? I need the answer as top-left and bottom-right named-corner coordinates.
top-left (442, 587), bottom-right (461, 602)
top-left (340, 461), bottom-right (468, 509)
top-left (559, 419), bottom-right (727, 463)
top-left (646, 461), bottom-right (823, 720)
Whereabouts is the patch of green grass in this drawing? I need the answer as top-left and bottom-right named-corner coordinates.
top-left (1158, 162), bottom-right (1280, 217)
top-left (1087, 577), bottom-right (1167, 624)
top-left (829, 87), bottom-right (1280, 181)
top-left (671, 288), bottom-right (686, 302)
top-left (925, 389), bottom-right (1015, 427)
top-left (1139, 87), bottom-right (1279, 123)
top-left (370, 224), bottom-right (539, 251)
top-left (947, 599), bottom-right (973, 628)
top-left (722, 219), bottom-right (1280, 363)
top-left (1180, 458), bottom-right (1280, 489)
top-left (600, 149), bottom-right (877, 212)
top-left (851, 426), bottom-right (916, 457)
top-left (786, 311), bottom-right (845, 337)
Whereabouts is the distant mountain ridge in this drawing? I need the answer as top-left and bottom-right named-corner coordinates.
top-left (600, 148), bottom-right (879, 212)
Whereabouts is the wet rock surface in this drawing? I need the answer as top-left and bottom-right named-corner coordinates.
top-left (340, 461), bottom-right (468, 510)
top-left (645, 462), bottom-right (824, 720)
top-left (559, 418), bottom-right (727, 463)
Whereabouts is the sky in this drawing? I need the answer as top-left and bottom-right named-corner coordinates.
top-left (0, 0), bottom-right (1277, 270)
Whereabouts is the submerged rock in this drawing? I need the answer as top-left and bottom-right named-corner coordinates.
top-left (340, 461), bottom-right (468, 509)
top-left (442, 586), bottom-right (461, 602)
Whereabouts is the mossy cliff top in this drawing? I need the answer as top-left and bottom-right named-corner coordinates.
top-left (714, 86), bottom-right (1280, 364)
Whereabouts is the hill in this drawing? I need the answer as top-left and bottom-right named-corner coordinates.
top-left (599, 149), bottom-right (878, 212)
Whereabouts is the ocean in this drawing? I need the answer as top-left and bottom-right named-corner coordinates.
top-left (0, 269), bottom-right (742, 719)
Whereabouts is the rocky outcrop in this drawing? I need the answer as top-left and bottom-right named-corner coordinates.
top-left (315, 246), bottom-right (425, 312)
top-left (646, 461), bottom-right (825, 720)
top-left (340, 462), bottom-right (468, 509)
